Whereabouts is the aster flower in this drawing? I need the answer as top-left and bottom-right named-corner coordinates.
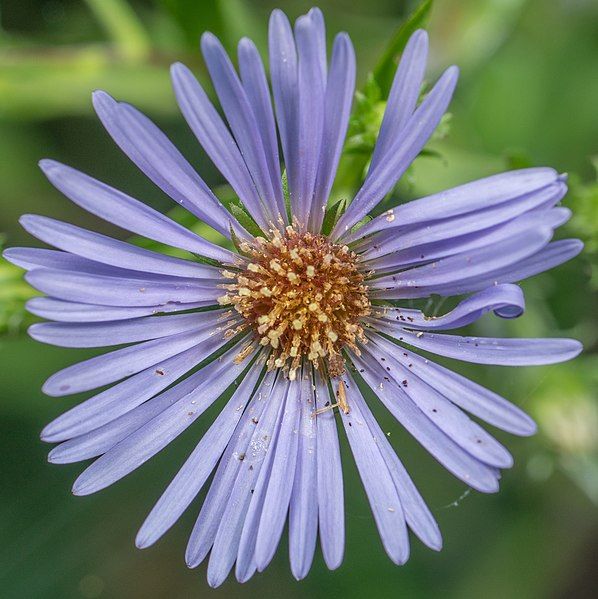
top-left (4, 7), bottom-right (583, 587)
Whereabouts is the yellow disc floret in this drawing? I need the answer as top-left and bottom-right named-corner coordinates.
top-left (219, 226), bottom-right (370, 380)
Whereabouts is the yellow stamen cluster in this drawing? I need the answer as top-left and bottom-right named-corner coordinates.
top-left (219, 226), bottom-right (371, 380)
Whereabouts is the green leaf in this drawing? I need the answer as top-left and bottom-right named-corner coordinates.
top-left (229, 202), bottom-right (264, 238)
top-left (281, 169), bottom-right (292, 222)
top-left (321, 197), bottom-right (347, 237)
top-left (373, 0), bottom-right (434, 96)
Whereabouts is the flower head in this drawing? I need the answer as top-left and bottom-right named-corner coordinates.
top-left (4, 6), bottom-right (583, 587)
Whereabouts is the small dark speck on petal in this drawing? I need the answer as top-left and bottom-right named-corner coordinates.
top-left (155, 369), bottom-right (165, 376)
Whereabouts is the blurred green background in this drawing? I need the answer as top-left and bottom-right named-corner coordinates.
top-left (1, 0), bottom-right (597, 597)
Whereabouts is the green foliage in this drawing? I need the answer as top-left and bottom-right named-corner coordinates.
top-left (567, 158), bottom-right (598, 287)
top-left (84, 0), bottom-right (151, 62)
top-left (229, 202), bottom-right (264, 238)
top-left (345, 73), bottom-right (385, 156)
top-left (321, 197), bottom-right (348, 237)
top-left (157, 0), bottom-right (263, 49)
top-left (0, 249), bottom-right (37, 335)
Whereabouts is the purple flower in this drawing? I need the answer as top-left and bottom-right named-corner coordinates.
top-left (4, 7), bottom-right (582, 587)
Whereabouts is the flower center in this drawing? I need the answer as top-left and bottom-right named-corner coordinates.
top-left (219, 226), bottom-right (371, 380)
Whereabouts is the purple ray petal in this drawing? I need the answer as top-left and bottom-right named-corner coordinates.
top-left (345, 167), bottom-right (559, 243)
top-left (92, 91), bottom-right (243, 239)
top-left (369, 29), bottom-right (428, 174)
top-left (332, 66), bottom-right (459, 238)
top-left (41, 315), bottom-right (231, 396)
top-left (360, 182), bottom-right (566, 261)
top-left (206, 378), bottom-right (287, 586)
top-left (288, 369), bottom-right (318, 580)
top-left (71, 345), bottom-right (250, 496)
top-left (366, 335), bottom-right (514, 468)
top-left (365, 334), bottom-right (536, 435)
top-left (307, 8), bottom-right (327, 81)
top-left (351, 384), bottom-right (442, 550)
top-left (184, 371), bottom-right (277, 570)
top-left (201, 33), bottom-right (282, 224)
top-left (4, 247), bottom-right (141, 277)
top-left (339, 374), bottom-right (410, 565)
top-left (136, 356), bottom-right (265, 550)
top-left (370, 223), bottom-right (554, 299)
top-left (291, 14), bottom-right (326, 226)
top-left (29, 310), bottom-right (225, 348)
top-left (26, 297), bottom-right (213, 323)
top-left (238, 38), bottom-right (286, 221)
top-left (254, 379), bottom-right (302, 571)
top-left (269, 10), bottom-right (299, 209)
top-left (39, 160), bottom-right (233, 263)
top-left (234, 379), bottom-right (291, 583)
top-left (314, 370), bottom-right (345, 570)
top-left (18, 215), bottom-right (220, 279)
top-left (47, 334), bottom-right (240, 464)
top-left (369, 284), bottom-right (525, 332)
top-left (26, 268), bottom-right (220, 307)
top-left (41, 344), bottom-right (208, 442)
top-left (354, 349), bottom-right (501, 492)
top-left (444, 238), bottom-right (583, 295)
top-left (310, 33), bottom-right (356, 233)
top-left (387, 328), bottom-right (582, 366)
top-left (371, 206), bottom-right (571, 275)
top-left (170, 62), bottom-right (270, 232)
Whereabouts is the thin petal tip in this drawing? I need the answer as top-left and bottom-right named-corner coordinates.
top-left (518, 417), bottom-right (538, 437)
top-left (71, 481), bottom-right (87, 496)
top-left (134, 531), bottom-right (151, 550)
top-left (200, 31), bottom-right (219, 50)
top-left (27, 322), bottom-right (43, 341)
top-left (445, 64), bottom-right (460, 82)
top-left (38, 158), bottom-right (60, 173)
top-left (40, 426), bottom-right (58, 444)
top-left (91, 89), bottom-right (113, 103)
top-left (18, 213), bottom-right (36, 228)
top-left (169, 62), bottom-right (188, 77)
top-left (1, 247), bottom-right (17, 263)
top-left (41, 378), bottom-right (69, 398)
top-left (410, 28), bottom-right (429, 45)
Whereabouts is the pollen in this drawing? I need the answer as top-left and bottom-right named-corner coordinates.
top-left (220, 226), bottom-right (370, 379)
